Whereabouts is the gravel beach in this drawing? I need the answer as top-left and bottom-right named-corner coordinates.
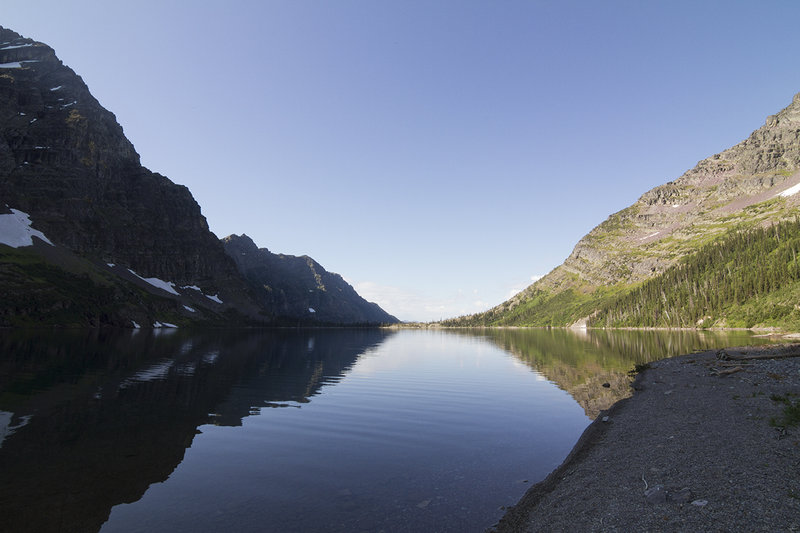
top-left (493, 344), bottom-right (800, 532)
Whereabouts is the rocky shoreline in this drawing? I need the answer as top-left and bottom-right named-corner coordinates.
top-left (492, 344), bottom-right (800, 532)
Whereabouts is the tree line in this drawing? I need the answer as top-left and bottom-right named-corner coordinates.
top-left (590, 219), bottom-right (800, 329)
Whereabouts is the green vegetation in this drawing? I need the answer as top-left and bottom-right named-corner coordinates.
top-left (769, 394), bottom-right (800, 429)
top-left (447, 217), bottom-right (800, 330)
top-left (444, 269), bottom-right (629, 327)
top-left (492, 288), bottom-right (596, 326)
top-left (0, 246), bottom-right (186, 327)
top-left (0, 247), bottom-right (115, 326)
top-left (627, 362), bottom-right (651, 377)
top-left (443, 287), bottom-right (597, 327)
top-left (591, 219), bottom-right (800, 329)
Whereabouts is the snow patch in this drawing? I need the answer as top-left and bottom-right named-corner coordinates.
top-left (0, 411), bottom-right (31, 449)
top-left (308, 307), bottom-right (316, 313)
top-left (1, 411), bottom-right (15, 448)
top-left (778, 182), bottom-right (800, 198)
top-left (180, 284), bottom-right (222, 303)
top-left (0, 60), bottom-right (39, 68)
top-left (640, 232), bottom-right (660, 241)
top-left (107, 263), bottom-right (115, 267)
top-left (672, 204), bottom-right (680, 208)
top-left (153, 321), bottom-right (178, 328)
top-left (127, 269), bottom-right (179, 295)
top-left (0, 209), bottom-right (53, 247)
top-left (183, 305), bottom-right (196, 313)
top-left (132, 321), bottom-right (141, 329)
top-left (206, 293), bottom-right (223, 304)
top-left (0, 43), bottom-right (33, 50)
top-left (49, 86), bottom-right (62, 91)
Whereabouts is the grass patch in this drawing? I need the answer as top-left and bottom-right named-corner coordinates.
top-left (627, 362), bottom-right (651, 377)
top-left (769, 394), bottom-right (800, 428)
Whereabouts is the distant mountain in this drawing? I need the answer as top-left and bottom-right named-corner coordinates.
top-left (0, 26), bottom-right (396, 327)
top-left (447, 91), bottom-right (800, 328)
top-left (222, 234), bottom-right (397, 325)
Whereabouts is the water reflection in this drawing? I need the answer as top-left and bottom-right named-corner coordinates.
top-left (454, 328), bottom-right (777, 418)
top-left (0, 328), bottom-right (392, 533)
top-left (0, 327), bottom-right (779, 533)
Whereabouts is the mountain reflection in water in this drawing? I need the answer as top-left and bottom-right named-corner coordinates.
top-left (463, 328), bottom-right (769, 418)
top-left (0, 328), bottom-right (391, 533)
top-left (0, 327), bottom-right (775, 533)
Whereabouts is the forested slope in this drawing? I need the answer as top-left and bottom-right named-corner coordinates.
top-left (591, 219), bottom-right (800, 329)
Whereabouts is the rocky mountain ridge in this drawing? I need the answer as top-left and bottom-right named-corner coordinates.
top-left (453, 91), bottom-right (800, 326)
top-left (222, 234), bottom-right (397, 325)
top-left (0, 26), bottom-right (396, 327)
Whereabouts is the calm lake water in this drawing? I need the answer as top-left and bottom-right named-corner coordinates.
top-left (0, 327), bottom-right (773, 532)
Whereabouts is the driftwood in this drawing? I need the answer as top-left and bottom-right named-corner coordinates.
top-left (713, 361), bottom-right (748, 367)
top-left (720, 351), bottom-right (800, 361)
top-left (712, 366), bottom-right (744, 376)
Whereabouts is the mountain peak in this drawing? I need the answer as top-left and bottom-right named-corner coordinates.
top-left (1, 24), bottom-right (396, 327)
top-left (222, 233), bottom-right (261, 253)
top-left (221, 236), bottom-right (398, 325)
top-left (0, 27), bottom-right (57, 66)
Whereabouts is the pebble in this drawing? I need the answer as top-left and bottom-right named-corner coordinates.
top-left (669, 487), bottom-right (693, 503)
top-left (644, 485), bottom-right (667, 504)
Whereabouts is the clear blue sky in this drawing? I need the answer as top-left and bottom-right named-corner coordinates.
top-left (5, 1), bottom-right (800, 321)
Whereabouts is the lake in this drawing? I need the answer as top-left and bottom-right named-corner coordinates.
top-left (0, 327), bottom-right (772, 532)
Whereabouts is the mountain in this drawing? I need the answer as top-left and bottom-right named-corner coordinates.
top-left (447, 91), bottom-right (800, 328)
top-left (0, 26), bottom-right (396, 327)
top-left (592, 219), bottom-right (800, 329)
top-left (222, 234), bottom-right (397, 325)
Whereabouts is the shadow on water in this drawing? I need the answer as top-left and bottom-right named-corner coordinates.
top-left (0, 328), bottom-right (394, 533)
top-left (451, 328), bottom-right (777, 418)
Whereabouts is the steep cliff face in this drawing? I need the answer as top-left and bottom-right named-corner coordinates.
top-left (0, 27), bottom-right (247, 295)
top-left (222, 234), bottom-right (398, 325)
top-left (461, 91), bottom-right (800, 325)
top-left (0, 25), bottom-right (397, 327)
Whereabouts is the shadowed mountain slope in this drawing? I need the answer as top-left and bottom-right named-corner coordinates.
top-left (222, 234), bottom-right (398, 325)
top-left (0, 26), bottom-right (394, 327)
